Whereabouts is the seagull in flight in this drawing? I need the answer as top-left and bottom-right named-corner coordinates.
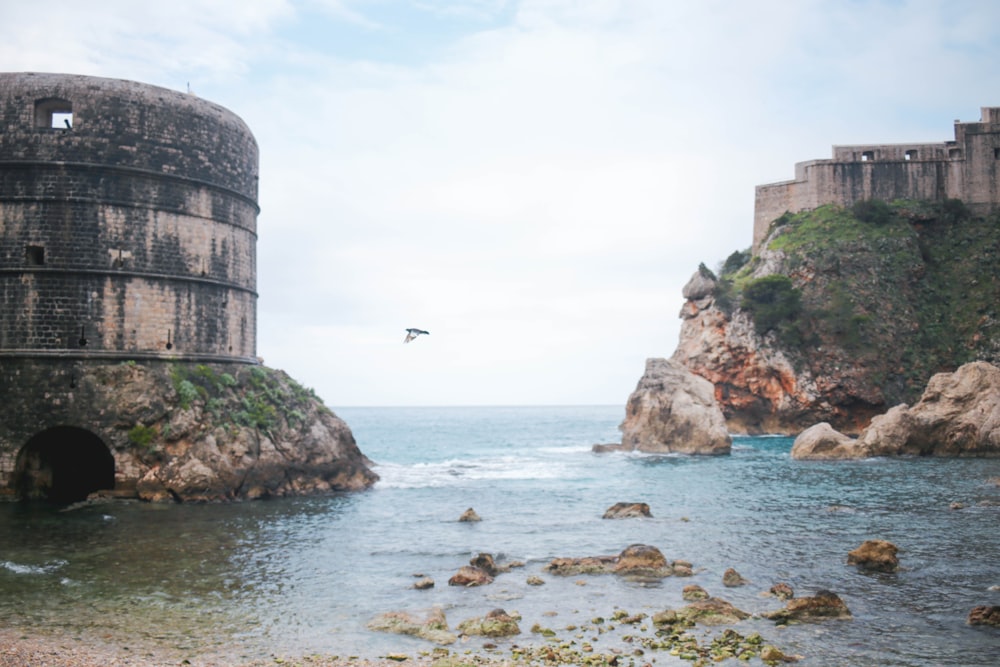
top-left (404, 328), bottom-right (429, 343)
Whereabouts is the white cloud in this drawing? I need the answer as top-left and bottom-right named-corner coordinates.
top-left (3, 0), bottom-right (1000, 405)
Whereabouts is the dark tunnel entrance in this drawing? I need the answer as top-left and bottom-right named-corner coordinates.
top-left (15, 426), bottom-right (115, 503)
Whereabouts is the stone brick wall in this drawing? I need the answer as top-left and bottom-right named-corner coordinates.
top-left (0, 73), bottom-right (258, 361)
top-left (753, 107), bottom-right (1000, 251)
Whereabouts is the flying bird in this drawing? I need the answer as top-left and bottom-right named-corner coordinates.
top-left (404, 328), bottom-right (429, 343)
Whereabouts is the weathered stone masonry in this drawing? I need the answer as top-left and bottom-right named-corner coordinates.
top-left (754, 106), bottom-right (1000, 251)
top-left (0, 72), bottom-right (258, 360)
top-left (0, 72), bottom-right (261, 500)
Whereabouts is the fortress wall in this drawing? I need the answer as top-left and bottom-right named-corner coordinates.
top-left (0, 274), bottom-right (255, 358)
top-left (0, 73), bottom-right (259, 362)
top-left (753, 108), bottom-right (1000, 251)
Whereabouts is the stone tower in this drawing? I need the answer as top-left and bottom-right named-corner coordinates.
top-left (0, 72), bottom-right (259, 360)
top-left (0, 72), bottom-right (263, 502)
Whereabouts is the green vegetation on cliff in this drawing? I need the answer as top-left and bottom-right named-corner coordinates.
top-left (714, 199), bottom-right (1000, 406)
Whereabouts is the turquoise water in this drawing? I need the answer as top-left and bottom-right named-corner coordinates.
top-left (1, 405), bottom-right (999, 665)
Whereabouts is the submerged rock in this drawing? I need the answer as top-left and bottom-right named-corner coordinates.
top-left (544, 544), bottom-right (679, 579)
top-left (456, 608), bottom-right (520, 637)
top-left (722, 567), bottom-right (750, 587)
top-left (765, 590), bottom-right (852, 624)
top-left (367, 607), bottom-right (456, 645)
top-left (606, 358), bottom-right (731, 456)
top-left (458, 508), bottom-right (481, 522)
top-left (412, 577), bottom-right (435, 590)
top-left (602, 502), bottom-right (653, 519)
top-left (768, 583), bottom-right (795, 601)
top-left (654, 597), bottom-right (750, 627)
top-left (448, 565), bottom-right (494, 587)
top-left (847, 540), bottom-right (900, 572)
top-left (682, 584), bottom-right (710, 601)
top-left (967, 605), bottom-right (1000, 627)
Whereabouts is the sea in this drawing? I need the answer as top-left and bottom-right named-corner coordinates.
top-left (1, 405), bottom-right (999, 666)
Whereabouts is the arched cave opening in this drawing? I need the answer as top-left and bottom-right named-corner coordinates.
top-left (15, 426), bottom-right (115, 503)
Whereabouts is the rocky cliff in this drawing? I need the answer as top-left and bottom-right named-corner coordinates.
top-left (673, 200), bottom-right (1000, 435)
top-left (3, 360), bottom-right (377, 502)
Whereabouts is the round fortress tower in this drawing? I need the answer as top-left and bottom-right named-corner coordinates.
top-left (0, 72), bottom-right (258, 362)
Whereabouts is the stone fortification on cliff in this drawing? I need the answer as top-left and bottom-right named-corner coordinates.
top-left (0, 72), bottom-right (376, 501)
top-left (754, 107), bottom-right (1000, 252)
top-left (657, 106), bottom-right (1000, 437)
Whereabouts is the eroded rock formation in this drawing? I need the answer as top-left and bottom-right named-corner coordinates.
top-left (793, 362), bottom-right (1000, 459)
top-left (603, 358), bottom-right (731, 455)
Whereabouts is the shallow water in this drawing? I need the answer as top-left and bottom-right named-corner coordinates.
top-left (1, 405), bottom-right (999, 665)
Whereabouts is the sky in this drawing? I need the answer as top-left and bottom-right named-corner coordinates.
top-left (3, 0), bottom-right (1000, 407)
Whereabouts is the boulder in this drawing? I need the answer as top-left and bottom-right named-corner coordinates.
top-left (722, 567), bottom-right (749, 587)
top-left (855, 362), bottom-right (1000, 457)
top-left (367, 607), bottom-right (456, 645)
top-left (682, 585), bottom-right (710, 601)
top-left (654, 598), bottom-right (750, 627)
top-left (610, 358), bottom-right (732, 456)
top-left (847, 540), bottom-right (900, 572)
top-left (602, 502), bottom-right (652, 519)
top-left (458, 507), bottom-right (481, 522)
top-left (544, 544), bottom-right (678, 579)
top-left (765, 590), bottom-right (852, 624)
top-left (790, 423), bottom-right (861, 460)
top-left (470, 553), bottom-right (499, 576)
top-left (448, 566), bottom-right (494, 587)
top-left (457, 609), bottom-right (520, 637)
top-left (768, 583), bottom-right (795, 600)
top-left (544, 555), bottom-right (618, 576)
top-left (614, 544), bottom-right (672, 577)
top-left (967, 605), bottom-right (1000, 627)
top-left (681, 269), bottom-right (717, 301)
top-left (412, 577), bottom-right (435, 590)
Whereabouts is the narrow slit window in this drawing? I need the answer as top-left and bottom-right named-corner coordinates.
top-left (25, 246), bottom-right (45, 266)
top-left (994, 147), bottom-right (1000, 159)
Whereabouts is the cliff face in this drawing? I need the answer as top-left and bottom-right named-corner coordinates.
top-left (673, 201), bottom-right (1000, 435)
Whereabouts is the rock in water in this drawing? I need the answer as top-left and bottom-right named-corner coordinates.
top-left (847, 540), bottom-right (900, 572)
top-left (612, 358), bottom-right (731, 455)
top-left (792, 362), bottom-right (1000, 459)
top-left (458, 507), bottom-right (481, 522)
top-left (790, 422), bottom-right (861, 460)
top-left (456, 609), bottom-right (520, 637)
top-left (447, 566), bottom-right (494, 587)
top-left (722, 567), bottom-right (749, 587)
top-left (855, 362), bottom-right (1000, 457)
top-left (367, 607), bottom-right (456, 645)
top-left (967, 605), bottom-right (1000, 627)
top-left (602, 502), bottom-right (652, 519)
top-left (765, 590), bottom-right (852, 624)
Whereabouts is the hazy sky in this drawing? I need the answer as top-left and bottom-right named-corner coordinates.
top-left (3, 1), bottom-right (1000, 407)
